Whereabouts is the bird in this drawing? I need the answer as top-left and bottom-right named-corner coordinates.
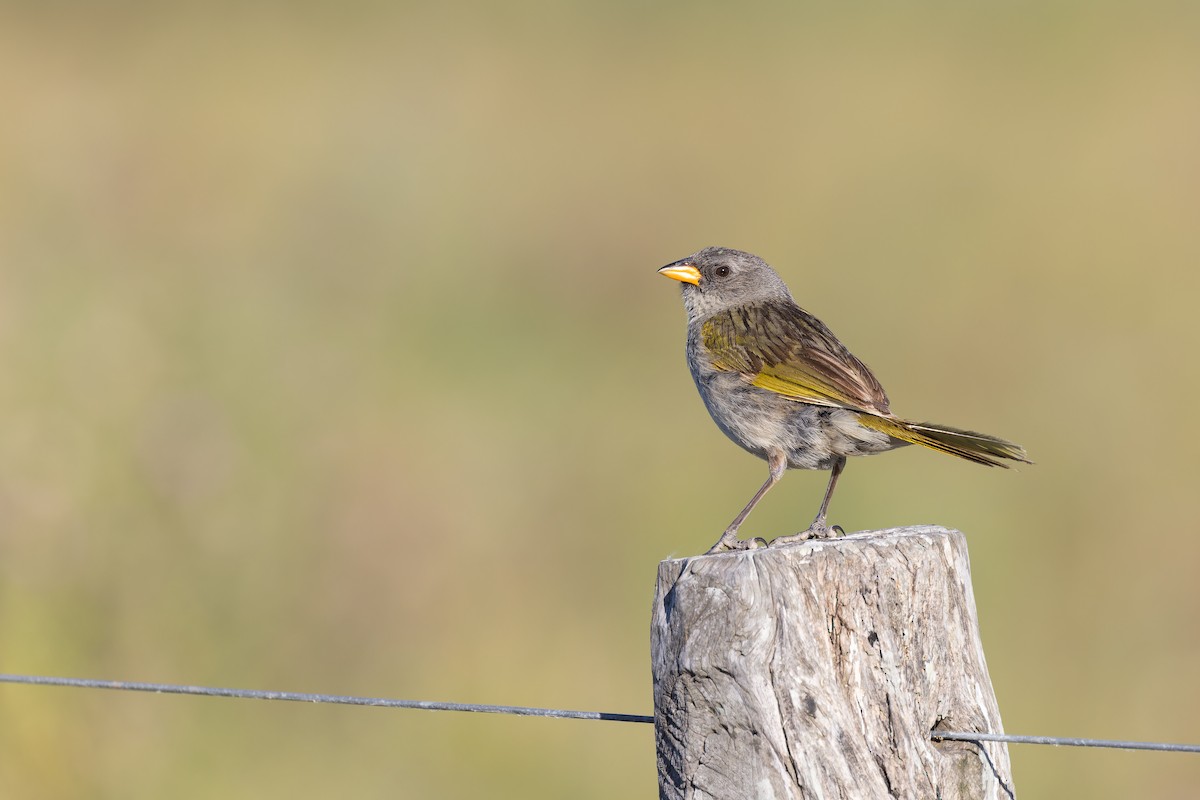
top-left (658, 246), bottom-right (1030, 555)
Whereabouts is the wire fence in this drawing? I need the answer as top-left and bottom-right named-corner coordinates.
top-left (3, 672), bottom-right (1198, 755)
top-left (0, 673), bottom-right (652, 723)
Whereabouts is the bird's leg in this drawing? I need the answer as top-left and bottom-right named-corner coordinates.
top-left (705, 451), bottom-right (786, 554)
top-left (809, 455), bottom-right (846, 533)
top-left (770, 456), bottom-right (847, 547)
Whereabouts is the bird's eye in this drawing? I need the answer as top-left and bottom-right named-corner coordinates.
top-left (715, 266), bottom-right (731, 278)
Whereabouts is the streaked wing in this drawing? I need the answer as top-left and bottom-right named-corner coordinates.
top-left (700, 300), bottom-right (892, 414)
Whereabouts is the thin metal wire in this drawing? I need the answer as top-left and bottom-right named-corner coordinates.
top-left (932, 730), bottom-right (1200, 754)
top-left (0, 673), bottom-right (653, 724)
top-left (4, 672), bottom-right (1200, 754)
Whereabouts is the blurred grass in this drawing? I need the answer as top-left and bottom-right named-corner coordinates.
top-left (1, 2), bottom-right (1199, 797)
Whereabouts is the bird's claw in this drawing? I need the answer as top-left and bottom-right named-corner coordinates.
top-left (769, 522), bottom-right (844, 547)
top-left (704, 532), bottom-right (767, 555)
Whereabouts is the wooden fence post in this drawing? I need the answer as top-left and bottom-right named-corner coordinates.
top-left (651, 525), bottom-right (1014, 799)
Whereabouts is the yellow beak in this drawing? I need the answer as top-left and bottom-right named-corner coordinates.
top-left (658, 262), bottom-right (701, 285)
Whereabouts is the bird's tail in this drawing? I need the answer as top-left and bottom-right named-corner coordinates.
top-left (855, 415), bottom-right (1031, 468)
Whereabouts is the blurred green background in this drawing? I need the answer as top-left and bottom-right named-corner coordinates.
top-left (2, 2), bottom-right (1198, 797)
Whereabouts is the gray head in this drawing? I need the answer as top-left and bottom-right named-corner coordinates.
top-left (658, 247), bottom-right (794, 322)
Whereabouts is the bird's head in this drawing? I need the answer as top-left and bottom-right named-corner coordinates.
top-left (658, 247), bottom-right (793, 322)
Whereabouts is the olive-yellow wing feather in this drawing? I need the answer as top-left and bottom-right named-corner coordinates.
top-left (700, 300), bottom-right (892, 415)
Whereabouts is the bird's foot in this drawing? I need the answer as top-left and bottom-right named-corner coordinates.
top-left (704, 530), bottom-right (768, 555)
top-left (770, 523), bottom-right (845, 548)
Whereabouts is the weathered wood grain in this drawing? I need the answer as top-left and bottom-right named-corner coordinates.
top-left (652, 526), bottom-right (1013, 800)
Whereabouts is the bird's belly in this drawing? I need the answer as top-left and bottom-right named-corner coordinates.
top-left (695, 373), bottom-right (897, 470)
